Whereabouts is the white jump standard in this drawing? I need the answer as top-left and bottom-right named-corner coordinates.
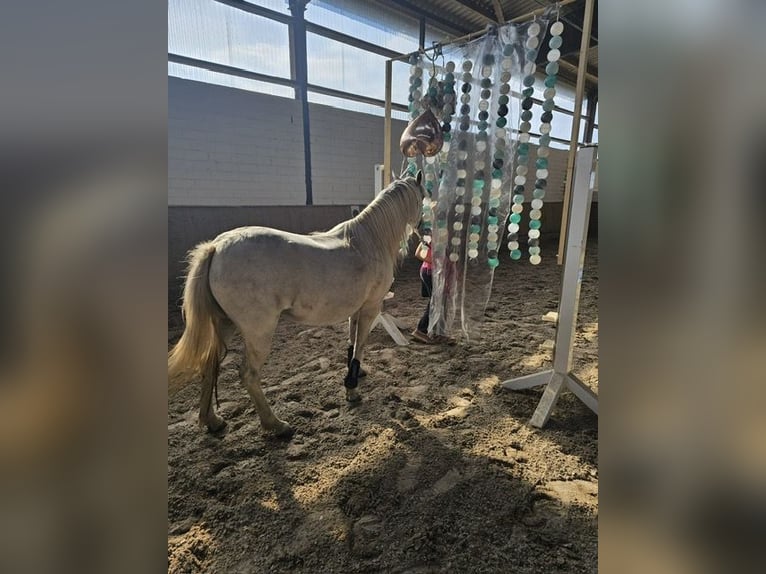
top-left (502, 144), bottom-right (598, 428)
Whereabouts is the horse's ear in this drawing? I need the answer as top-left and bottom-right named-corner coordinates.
top-left (415, 170), bottom-right (423, 185)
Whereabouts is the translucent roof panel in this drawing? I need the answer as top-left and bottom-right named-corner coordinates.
top-left (169, 0), bottom-right (291, 79)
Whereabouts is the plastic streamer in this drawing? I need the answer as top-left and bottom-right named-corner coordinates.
top-left (403, 18), bottom-right (556, 339)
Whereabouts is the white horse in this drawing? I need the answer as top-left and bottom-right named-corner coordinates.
top-left (169, 172), bottom-right (424, 437)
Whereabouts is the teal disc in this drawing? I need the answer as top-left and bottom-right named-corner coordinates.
top-left (510, 249), bottom-right (521, 260)
top-left (510, 213), bottom-right (521, 224)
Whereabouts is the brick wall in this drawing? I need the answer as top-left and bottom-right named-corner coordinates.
top-left (169, 77), bottom-right (408, 206)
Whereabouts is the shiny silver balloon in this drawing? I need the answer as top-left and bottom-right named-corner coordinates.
top-left (400, 108), bottom-right (443, 157)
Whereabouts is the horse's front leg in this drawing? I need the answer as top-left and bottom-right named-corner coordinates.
top-left (344, 304), bottom-right (378, 403)
top-left (347, 313), bottom-right (367, 378)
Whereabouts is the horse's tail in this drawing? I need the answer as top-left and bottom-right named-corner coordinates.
top-left (168, 241), bottom-right (227, 392)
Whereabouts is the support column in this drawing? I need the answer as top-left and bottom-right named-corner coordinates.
top-left (584, 88), bottom-right (598, 144)
top-left (384, 60), bottom-right (393, 188)
top-left (289, 0), bottom-right (313, 205)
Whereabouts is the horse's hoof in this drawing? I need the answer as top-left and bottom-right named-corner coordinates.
top-left (271, 420), bottom-right (295, 439)
top-left (358, 368), bottom-right (368, 378)
top-left (202, 415), bottom-right (227, 434)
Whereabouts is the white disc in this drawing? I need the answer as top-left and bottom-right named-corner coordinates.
top-left (511, 203), bottom-right (523, 213)
top-left (528, 22), bottom-right (541, 37)
top-left (468, 248), bottom-right (479, 259)
top-left (455, 204), bottom-right (465, 213)
top-left (536, 169), bottom-right (549, 179)
top-left (526, 36), bottom-right (539, 50)
top-left (451, 237), bottom-right (461, 246)
top-left (453, 221), bottom-right (463, 230)
top-left (507, 223), bottom-right (519, 233)
top-left (528, 229), bottom-right (540, 239)
top-left (514, 175), bottom-right (526, 186)
top-left (449, 252), bottom-right (460, 262)
top-left (471, 206), bottom-right (481, 215)
top-left (516, 165), bottom-right (528, 176)
top-left (508, 240), bottom-right (519, 250)
top-left (531, 198), bottom-right (543, 209)
top-left (547, 49), bottom-right (561, 63)
top-left (550, 21), bottom-right (564, 36)
top-left (530, 254), bottom-right (541, 265)
top-left (539, 122), bottom-right (551, 134)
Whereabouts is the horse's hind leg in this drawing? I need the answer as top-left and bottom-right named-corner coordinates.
top-left (200, 320), bottom-right (236, 433)
top-left (239, 326), bottom-right (293, 438)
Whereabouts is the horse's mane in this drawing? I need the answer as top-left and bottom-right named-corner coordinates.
top-left (323, 176), bottom-right (422, 258)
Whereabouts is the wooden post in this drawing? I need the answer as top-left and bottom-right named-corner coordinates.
top-left (557, 0), bottom-right (595, 264)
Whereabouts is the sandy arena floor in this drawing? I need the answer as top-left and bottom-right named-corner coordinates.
top-left (168, 239), bottom-right (598, 573)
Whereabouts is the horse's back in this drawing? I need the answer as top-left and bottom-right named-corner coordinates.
top-left (205, 225), bottom-right (385, 325)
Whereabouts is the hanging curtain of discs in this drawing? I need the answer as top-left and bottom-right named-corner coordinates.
top-left (401, 16), bottom-right (563, 339)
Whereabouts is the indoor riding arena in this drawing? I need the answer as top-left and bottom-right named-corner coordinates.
top-left (168, 1), bottom-right (599, 572)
